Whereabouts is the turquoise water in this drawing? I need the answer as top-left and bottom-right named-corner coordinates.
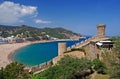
top-left (12, 37), bottom-right (90, 66)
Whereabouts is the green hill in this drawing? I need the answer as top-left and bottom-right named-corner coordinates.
top-left (0, 25), bottom-right (81, 39)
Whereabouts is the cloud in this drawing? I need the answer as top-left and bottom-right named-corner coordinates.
top-left (0, 1), bottom-right (37, 24)
top-left (35, 19), bottom-right (51, 24)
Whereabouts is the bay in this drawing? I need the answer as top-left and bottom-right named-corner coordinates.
top-left (12, 37), bottom-right (90, 66)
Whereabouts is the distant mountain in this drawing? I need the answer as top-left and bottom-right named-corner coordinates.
top-left (0, 25), bottom-right (81, 39)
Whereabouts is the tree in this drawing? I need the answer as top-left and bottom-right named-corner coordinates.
top-left (0, 62), bottom-right (28, 79)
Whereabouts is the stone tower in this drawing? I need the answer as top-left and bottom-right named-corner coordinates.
top-left (97, 24), bottom-right (106, 37)
top-left (58, 42), bottom-right (67, 56)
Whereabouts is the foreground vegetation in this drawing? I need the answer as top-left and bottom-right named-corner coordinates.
top-left (30, 56), bottom-right (106, 79)
top-left (0, 62), bottom-right (28, 79)
top-left (0, 57), bottom-right (106, 79)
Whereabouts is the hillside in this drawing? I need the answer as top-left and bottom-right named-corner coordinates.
top-left (0, 25), bottom-right (81, 39)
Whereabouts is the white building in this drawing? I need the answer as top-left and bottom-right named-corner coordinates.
top-left (7, 36), bottom-right (15, 43)
top-left (0, 36), bottom-right (7, 44)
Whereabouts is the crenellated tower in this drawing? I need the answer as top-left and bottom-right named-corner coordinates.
top-left (97, 24), bottom-right (106, 38)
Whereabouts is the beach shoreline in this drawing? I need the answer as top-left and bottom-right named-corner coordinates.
top-left (0, 38), bottom-right (80, 68)
top-left (7, 42), bottom-right (31, 63)
top-left (0, 40), bottom-right (53, 68)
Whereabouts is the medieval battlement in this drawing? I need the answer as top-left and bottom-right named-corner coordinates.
top-left (96, 24), bottom-right (106, 38)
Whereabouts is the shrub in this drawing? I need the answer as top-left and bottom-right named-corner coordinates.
top-left (92, 59), bottom-right (107, 74)
top-left (30, 56), bottom-right (93, 79)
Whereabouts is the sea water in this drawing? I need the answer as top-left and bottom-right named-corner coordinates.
top-left (12, 37), bottom-right (90, 66)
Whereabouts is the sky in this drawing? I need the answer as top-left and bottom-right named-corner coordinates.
top-left (0, 0), bottom-right (120, 36)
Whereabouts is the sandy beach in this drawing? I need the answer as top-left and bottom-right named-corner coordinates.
top-left (0, 42), bottom-right (32, 68)
top-left (0, 40), bottom-right (53, 68)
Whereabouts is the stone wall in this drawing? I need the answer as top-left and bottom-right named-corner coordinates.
top-left (97, 24), bottom-right (106, 38)
top-left (25, 60), bottom-right (53, 74)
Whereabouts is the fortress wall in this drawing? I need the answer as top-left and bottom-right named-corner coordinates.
top-left (25, 60), bottom-right (53, 74)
